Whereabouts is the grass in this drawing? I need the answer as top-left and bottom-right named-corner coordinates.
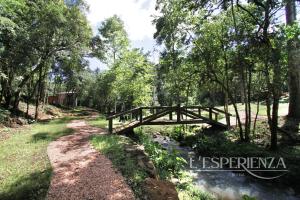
top-left (0, 107), bottom-right (10, 125)
top-left (0, 117), bottom-right (74, 200)
top-left (216, 102), bottom-right (289, 117)
top-left (86, 115), bottom-right (138, 130)
top-left (91, 135), bottom-right (148, 199)
top-left (86, 115), bottom-right (107, 129)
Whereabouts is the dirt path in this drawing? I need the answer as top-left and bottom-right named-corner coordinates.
top-left (46, 120), bottom-right (135, 200)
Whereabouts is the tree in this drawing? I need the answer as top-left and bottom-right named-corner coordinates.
top-left (154, 0), bottom-right (194, 106)
top-left (114, 49), bottom-right (154, 107)
top-left (0, 0), bottom-right (92, 118)
top-left (93, 15), bottom-right (129, 65)
top-left (285, 0), bottom-right (300, 119)
top-left (153, 0), bottom-right (289, 149)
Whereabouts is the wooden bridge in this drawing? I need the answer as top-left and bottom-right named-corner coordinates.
top-left (107, 105), bottom-right (232, 134)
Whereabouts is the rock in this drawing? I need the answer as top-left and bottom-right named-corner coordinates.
top-left (126, 153), bottom-right (131, 157)
top-left (124, 143), bottom-right (158, 178)
top-left (137, 155), bottom-right (146, 160)
top-left (138, 159), bottom-right (146, 168)
top-left (28, 119), bottom-right (35, 124)
top-left (15, 117), bottom-right (28, 125)
top-left (4, 117), bottom-right (18, 128)
top-left (145, 160), bottom-right (155, 169)
top-left (170, 178), bottom-right (180, 184)
top-left (142, 178), bottom-right (179, 200)
top-left (10, 122), bottom-right (19, 128)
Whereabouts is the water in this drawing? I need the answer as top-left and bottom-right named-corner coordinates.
top-left (151, 134), bottom-right (300, 200)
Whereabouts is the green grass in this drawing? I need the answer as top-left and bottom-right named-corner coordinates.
top-left (91, 135), bottom-right (148, 199)
top-left (0, 117), bottom-right (74, 200)
top-left (216, 102), bottom-right (289, 117)
top-left (86, 115), bottom-right (107, 129)
top-left (87, 115), bottom-right (136, 130)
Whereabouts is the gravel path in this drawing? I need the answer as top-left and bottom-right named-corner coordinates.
top-left (46, 120), bottom-right (135, 200)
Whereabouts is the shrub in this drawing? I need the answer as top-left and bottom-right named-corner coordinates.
top-left (135, 128), bottom-right (187, 179)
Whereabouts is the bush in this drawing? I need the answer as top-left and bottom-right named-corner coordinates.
top-left (172, 126), bottom-right (185, 141)
top-left (135, 128), bottom-right (187, 179)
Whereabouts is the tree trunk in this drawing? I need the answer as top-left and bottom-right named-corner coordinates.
top-left (252, 98), bottom-right (260, 139)
top-left (0, 77), bottom-right (3, 103)
top-left (245, 65), bottom-right (252, 142)
top-left (4, 94), bottom-right (11, 109)
top-left (3, 78), bottom-right (13, 109)
top-left (12, 91), bottom-right (20, 114)
top-left (286, 0), bottom-right (300, 119)
top-left (270, 46), bottom-right (282, 150)
top-left (35, 67), bottom-right (43, 120)
top-left (270, 96), bottom-right (279, 150)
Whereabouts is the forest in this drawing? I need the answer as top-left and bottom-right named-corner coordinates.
top-left (1, 0), bottom-right (300, 200)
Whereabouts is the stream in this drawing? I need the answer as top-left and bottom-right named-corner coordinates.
top-left (151, 133), bottom-right (300, 200)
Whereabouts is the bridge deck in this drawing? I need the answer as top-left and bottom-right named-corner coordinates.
top-left (107, 105), bottom-right (232, 134)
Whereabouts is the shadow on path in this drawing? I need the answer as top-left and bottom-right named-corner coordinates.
top-left (46, 120), bottom-right (135, 200)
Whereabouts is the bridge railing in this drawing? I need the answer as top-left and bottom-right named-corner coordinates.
top-left (106, 105), bottom-right (232, 134)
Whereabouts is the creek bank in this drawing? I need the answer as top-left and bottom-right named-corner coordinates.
top-left (149, 130), bottom-right (300, 200)
top-left (122, 138), bottom-right (180, 200)
top-left (91, 133), bottom-right (180, 200)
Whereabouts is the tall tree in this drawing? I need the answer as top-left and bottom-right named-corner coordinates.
top-left (0, 0), bottom-right (92, 118)
top-left (285, 0), bottom-right (300, 119)
top-left (93, 15), bottom-right (129, 65)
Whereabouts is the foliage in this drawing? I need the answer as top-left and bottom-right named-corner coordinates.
top-left (135, 128), bottom-right (187, 179)
top-left (0, 0), bottom-right (92, 118)
top-left (111, 49), bottom-right (154, 107)
top-left (242, 195), bottom-right (257, 200)
top-left (92, 15), bottom-right (129, 64)
top-left (134, 127), bottom-right (215, 200)
top-left (193, 133), bottom-right (270, 158)
top-left (153, 0), bottom-right (295, 149)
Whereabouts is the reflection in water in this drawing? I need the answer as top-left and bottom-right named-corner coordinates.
top-left (151, 134), bottom-right (300, 200)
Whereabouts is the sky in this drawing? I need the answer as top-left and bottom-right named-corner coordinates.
top-left (85, 0), bottom-right (159, 71)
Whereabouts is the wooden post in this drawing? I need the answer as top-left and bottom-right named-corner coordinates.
top-left (135, 110), bottom-right (139, 121)
top-left (169, 110), bottom-right (173, 120)
top-left (226, 113), bottom-right (231, 128)
top-left (109, 118), bottom-right (113, 134)
top-left (198, 108), bottom-right (201, 116)
top-left (209, 108), bottom-right (212, 120)
top-left (177, 104), bottom-right (181, 122)
top-left (139, 108), bottom-right (143, 123)
top-left (215, 113), bottom-right (218, 121)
